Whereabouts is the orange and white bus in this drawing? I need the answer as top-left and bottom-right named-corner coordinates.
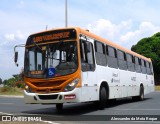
top-left (14, 27), bottom-right (155, 110)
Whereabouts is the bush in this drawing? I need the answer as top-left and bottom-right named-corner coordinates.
top-left (3, 78), bottom-right (16, 87)
top-left (15, 81), bottom-right (25, 88)
top-left (3, 77), bottom-right (25, 89)
top-left (0, 85), bottom-right (23, 95)
top-left (0, 85), bottom-right (16, 92)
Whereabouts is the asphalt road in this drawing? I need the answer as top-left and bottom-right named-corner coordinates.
top-left (0, 91), bottom-right (160, 124)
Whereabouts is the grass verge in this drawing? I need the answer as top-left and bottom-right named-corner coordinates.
top-left (0, 86), bottom-right (23, 96)
top-left (155, 86), bottom-right (160, 91)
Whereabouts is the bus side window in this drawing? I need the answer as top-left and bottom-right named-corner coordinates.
top-left (126, 53), bottom-right (135, 72)
top-left (80, 41), bottom-right (86, 62)
top-left (144, 60), bottom-right (147, 74)
top-left (94, 40), bottom-right (107, 66)
top-left (135, 57), bottom-right (141, 73)
top-left (150, 62), bottom-right (154, 75)
top-left (141, 59), bottom-right (147, 74)
top-left (80, 40), bottom-right (95, 72)
top-left (149, 62), bottom-right (153, 75)
top-left (146, 61), bottom-right (151, 75)
top-left (117, 50), bottom-right (127, 70)
top-left (107, 46), bottom-right (118, 68)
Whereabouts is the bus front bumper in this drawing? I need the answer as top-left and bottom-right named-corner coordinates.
top-left (23, 88), bottom-right (81, 104)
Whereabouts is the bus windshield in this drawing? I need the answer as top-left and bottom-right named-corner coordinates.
top-left (24, 41), bottom-right (78, 78)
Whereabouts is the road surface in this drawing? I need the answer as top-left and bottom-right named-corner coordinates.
top-left (0, 91), bottom-right (160, 124)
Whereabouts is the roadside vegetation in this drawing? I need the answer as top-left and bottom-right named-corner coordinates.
top-left (0, 69), bottom-right (24, 96)
top-left (0, 86), bottom-right (23, 95)
top-left (155, 86), bottom-right (160, 91)
top-left (131, 32), bottom-right (160, 85)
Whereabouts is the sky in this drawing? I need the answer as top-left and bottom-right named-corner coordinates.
top-left (0, 0), bottom-right (160, 80)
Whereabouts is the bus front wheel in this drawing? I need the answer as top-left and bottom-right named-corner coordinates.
top-left (98, 87), bottom-right (107, 109)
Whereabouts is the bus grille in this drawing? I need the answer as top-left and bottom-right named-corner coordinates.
top-left (31, 80), bottom-right (66, 93)
top-left (38, 94), bottom-right (58, 100)
top-left (36, 89), bottom-right (61, 93)
top-left (31, 80), bottom-right (65, 87)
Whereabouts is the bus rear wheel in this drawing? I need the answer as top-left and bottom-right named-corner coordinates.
top-left (139, 86), bottom-right (144, 101)
top-left (56, 103), bottom-right (63, 110)
top-left (132, 86), bottom-right (144, 101)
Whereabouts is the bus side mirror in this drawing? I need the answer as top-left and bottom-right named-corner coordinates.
top-left (14, 44), bottom-right (25, 67)
top-left (14, 52), bottom-right (19, 66)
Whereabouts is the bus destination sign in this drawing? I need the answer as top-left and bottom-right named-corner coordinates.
top-left (33, 31), bottom-right (70, 43)
top-left (32, 29), bottom-right (76, 43)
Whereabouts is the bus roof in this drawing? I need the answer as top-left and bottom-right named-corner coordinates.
top-left (29, 27), bottom-right (151, 62)
top-left (75, 27), bottom-right (151, 63)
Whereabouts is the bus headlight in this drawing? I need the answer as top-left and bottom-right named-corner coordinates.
top-left (25, 85), bottom-right (34, 93)
top-left (64, 78), bottom-right (80, 92)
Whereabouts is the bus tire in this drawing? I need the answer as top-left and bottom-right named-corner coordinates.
top-left (98, 87), bottom-right (107, 109)
top-left (56, 103), bottom-right (63, 110)
top-left (139, 86), bottom-right (144, 101)
top-left (132, 86), bottom-right (144, 101)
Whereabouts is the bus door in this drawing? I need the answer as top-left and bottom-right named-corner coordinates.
top-left (80, 38), bottom-right (97, 102)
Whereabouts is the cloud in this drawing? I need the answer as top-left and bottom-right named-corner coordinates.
top-left (87, 19), bottom-right (160, 49)
top-left (120, 22), bottom-right (160, 44)
top-left (0, 30), bottom-right (27, 80)
top-left (17, 0), bottom-right (25, 8)
top-left (88, 19), bottom-right (116, 39)
top-left (3, 30), bottom-right (28, 44)
top-left (88, 19), bottom-right (132, 39)
top-left (4, 33), bottom-right (15, 41)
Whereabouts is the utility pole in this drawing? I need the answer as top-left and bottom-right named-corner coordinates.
top-left (65, 0), bottom-right (68, 27)
top-left (46, 25), bottom-right (48, 30)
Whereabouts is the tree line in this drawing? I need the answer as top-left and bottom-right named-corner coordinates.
top-left (131, 32), bottom-right (160, 85)
top-left (0, 69), bottom-right (24, 88)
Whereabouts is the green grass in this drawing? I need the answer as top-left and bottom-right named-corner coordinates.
top-left (155, 86), bottom-right (160, 91)
top-left (0, 86), bottom-right (23, 96)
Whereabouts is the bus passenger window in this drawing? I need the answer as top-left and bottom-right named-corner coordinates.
top-left (126, 53), bottom-right (135, 72)
top-left (117, 50), bottom-right (127, 70)
top-left (80, 40), bottom-right (95, 71)
top-left (150, 62), bottom-right (154, 75)
top-left (135, 57), bottom-right (141, 73)
top-left (146, 61), bottom-right (151, 75)
top-left (107, 46), bottom-right (118, 68)
top-left (141, 59), bottom-right (146, 74)
top-left (94, 41), bottom-right (107, 66)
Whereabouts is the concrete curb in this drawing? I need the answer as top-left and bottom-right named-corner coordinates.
top-left (0, 95), bottom-right (23, 98)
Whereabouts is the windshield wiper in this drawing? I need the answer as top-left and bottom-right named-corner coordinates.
top-left (33, 41), bottom-right (43, 51)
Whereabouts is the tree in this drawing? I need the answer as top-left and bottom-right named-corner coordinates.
top-left (4, 78), bottom-right (16, 87)
top-left (3, 80), bottom-right (7, 85)
top-left (131, 32), bottom-right (160, 85)
top-left (2, 68), bottom-right (25, 88)
top-left (0, 78), bottom-right (2, 85)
